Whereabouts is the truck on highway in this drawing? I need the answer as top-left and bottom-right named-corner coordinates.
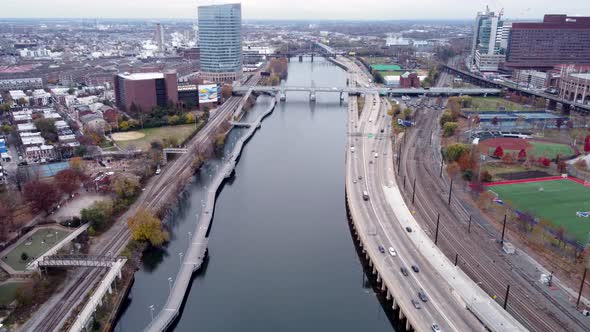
top-left (362, 190), bottom-right (370, 201)
top-left (374, 153), bottom-right (378, 158)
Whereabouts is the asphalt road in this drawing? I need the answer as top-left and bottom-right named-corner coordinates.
top-left (344, 60), bottom-right (483, 331)
top-left (397, 93), bottom-right (590, 330)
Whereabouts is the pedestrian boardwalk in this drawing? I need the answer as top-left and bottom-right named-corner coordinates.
top-left (144, 97), bottom-right (277, 332)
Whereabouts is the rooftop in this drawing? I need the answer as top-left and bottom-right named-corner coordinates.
top-left (571, 73), bottom-right (590, 80)
top-left (118, 72), bottom-right (164, 80)
top-left (370, 64), bottom-right (402, 72)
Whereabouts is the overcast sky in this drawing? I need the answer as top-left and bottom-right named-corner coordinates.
top-left (1, 0), bottom-right (588, 20)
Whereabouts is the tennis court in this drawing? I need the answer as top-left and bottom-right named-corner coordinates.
top-left (489, 178), bottom-right (590, 245)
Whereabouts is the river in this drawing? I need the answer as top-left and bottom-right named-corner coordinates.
top-left (114, 57), bottom-right (394, 332)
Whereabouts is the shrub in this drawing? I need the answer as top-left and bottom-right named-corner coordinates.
top-left (443, 122), bottom-right (458, 137)
top-left (444, 143), bottom-right (471, 162)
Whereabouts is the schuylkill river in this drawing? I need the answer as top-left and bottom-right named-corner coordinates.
top-left (114, 58), bottom-right (394, 332)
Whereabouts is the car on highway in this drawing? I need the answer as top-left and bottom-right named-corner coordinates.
top-left (400, 266), bottom-right (409, 276)
top-left (418, 290), bottom-right (428, 302)
top-left (378, 245), bottom-right (385, 253)
top-left (405, 226), bottom-right (412, 232)
top-left (358, 175), bottom-right (363, 180)
top-left (388, 247), bottom-right (396, 256)
top-left (351, 147), bottom-right (355, 153)
top-left (412, 265), bottom-right (420, 273)
top-left (362, 190), bottom-right (370, 201)
top-left (431, 323), bottom-right (441, 332)
top-left (155, 167), bottom-right (161, 175)
top-left (353, 180), bottom-right (357, 184)
top-left (411, 299), bottom-right (421, 309)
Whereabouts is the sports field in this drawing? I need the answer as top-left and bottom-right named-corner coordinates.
top-left (490, 179), bottom-right (590, 245)
top-left (113, 124), bottom-right (197, 151)
top-left (1, 228), bottom-right (71, 271)
top-left (482, 137), bottom-right (575, 160)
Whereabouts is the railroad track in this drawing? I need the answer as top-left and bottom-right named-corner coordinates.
top-left (30, 97), bottom-right (244, 332)
top-left (397, 99), bottom-right (587, 331)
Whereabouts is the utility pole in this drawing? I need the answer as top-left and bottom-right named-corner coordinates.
top-left (435, 213), bottom-right (440, 245)
top-left (412, 178), bottom-right (416, 204)
top-left (504, 285), bottom-right (510, 310)
top-left (403, 176), bottom-right (406, 189)
top-left (448, 179), bottom-right (453, 205)
top-left (454, 253), bottom-right (459, 266)
top-left (501, 214), bottom-right (507, 245)
top-left (397, 145), bottom-right (402, 172)
top-left (440, 160), bottom-right (443, 177)
top-left (468, 215), bottom-right (472, 233)
top-left (577, 267), bottom-right (587, 308)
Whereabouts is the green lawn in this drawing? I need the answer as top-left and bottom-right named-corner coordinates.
top-left (488, 141), bottom-right (574, 160)
top-left (469, 97), bottom-right (541, 112)
top-left (115, 124), bottom-right (198, 151)
top-left (491, 180), bottom-right (590, 245)
top-left (0, 283), bottom-right (21, 306)
top-left (2, 228), bottom-right (71, 271)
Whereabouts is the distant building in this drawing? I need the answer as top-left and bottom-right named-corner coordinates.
top-left (506, 15), bottom-right (590, 70)
top-left (198, 3), bottom-right (242, 83)
top-left (513, 70), bottom-right (551, 90)
top-left (0, 77), bottom-right (43, 91)
top-left (559, 72), bottom-right (590, 104)
top-left (399, 72), bottom-right (421, 88)
top-left (155, 23), bottom-right (165, 52)
top-left (114, 71), bottom-right (178, 112)
top-left (177, 84), bottom-right (199, 107)
top-left (469, 6), bottom-right (510, 72)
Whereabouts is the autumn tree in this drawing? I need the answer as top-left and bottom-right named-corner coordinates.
top-left (81, 199), bottom-right (114, 231)
top-left (69, 157), bottom-right (86, 175)
top-left (127, 209), bottom-right (169, 247)
top-left (517, 149), bottom-right (527, 162)
top-left (221, 84), bottom-right (233, 99)
top-left (493, 146), bottom-right (504, 158)
top-left (23, 180), bottom-right (59, 214)
top-left (55, 169), bottom-right (80, 196)
top-left (538, 157), bottom-right (551, 167)
top-left (557, 160), bottom-right (568, 174)
top-left (112, 174), bottom-right (140, 207)
top-left (585, 135), bottom-right (590, 153)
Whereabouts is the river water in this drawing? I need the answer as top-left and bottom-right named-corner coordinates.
top-left (114, 57), bottom-right (394, 332)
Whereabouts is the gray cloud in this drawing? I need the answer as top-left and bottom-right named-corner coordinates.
top-left (0, 0), bottom-right (587, 20)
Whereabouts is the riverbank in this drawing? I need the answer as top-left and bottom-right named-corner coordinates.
top-left (145, 97), bottom-right (278, 331)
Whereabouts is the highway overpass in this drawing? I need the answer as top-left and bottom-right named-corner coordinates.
top-left (442, 65), bottom-right (590, 113)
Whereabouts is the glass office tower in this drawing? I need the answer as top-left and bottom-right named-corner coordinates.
top-left (198, 3), bottom-right (242, 83)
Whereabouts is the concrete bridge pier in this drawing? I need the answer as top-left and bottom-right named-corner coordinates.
top-left (310, 91), bottom-right (316, 102)
top-left (376, 274), bottom-right (381, 283)
top-left (386, 290), bottom-right (392, 300)
top-left (340, 91), bottom-right (345, 101)
top-left (398, 306), bottom-right (404, 320)
top-left (405, 320), bottom-right (412, 331)
top-left (279, 92), bottom-right (286, 102)
top-left (311, 53), bottom-right (314, 62)
top-left (380, 281), bottom-right (386, 292)
top-left (299, 55), bottom-right (303, 62)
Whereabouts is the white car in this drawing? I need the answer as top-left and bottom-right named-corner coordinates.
top-left (388, 247), bottom-right (397, 256)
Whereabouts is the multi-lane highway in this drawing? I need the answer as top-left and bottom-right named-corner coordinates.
top-left (342, 55), bottom-right (528, 331)
top-left (398, 95), bottom-right (590, 331)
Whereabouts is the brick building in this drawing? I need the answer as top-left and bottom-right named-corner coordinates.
top-left (506, 15), bottom-right (590, 69)
top-left (114, 71), bottom-right (178, 112)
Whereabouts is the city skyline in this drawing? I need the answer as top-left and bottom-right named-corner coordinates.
top-left (0, 0), bottom-right (588, 20)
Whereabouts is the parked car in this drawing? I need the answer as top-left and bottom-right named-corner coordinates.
top-left (378, 245), bottom-right (385, 253)
top-left (412, 265), bottom-right (420, 273)
top-left (432, 323), bottom-right (441, 332)
top-left (406, 226), bottom-right (412, 233)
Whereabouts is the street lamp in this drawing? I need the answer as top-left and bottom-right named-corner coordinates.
top-left (179, 252), bottom-right (183, 264)
top-left (168, 277), bottom-right (173, 293)
top-left (149, 304), bottom-right (155, 321)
